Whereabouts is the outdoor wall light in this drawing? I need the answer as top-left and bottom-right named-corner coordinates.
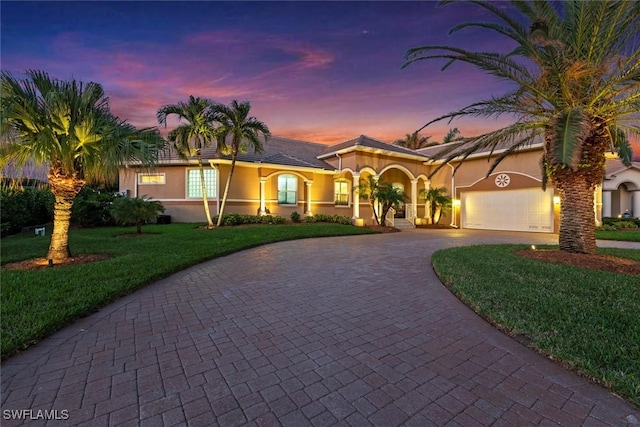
top-left (453, 199), bottom-right (461, 207)
top-left (553, 196), bottom-right (561, 204)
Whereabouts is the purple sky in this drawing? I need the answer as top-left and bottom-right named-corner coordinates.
top-left (2, 1), bottom-right (638, 154)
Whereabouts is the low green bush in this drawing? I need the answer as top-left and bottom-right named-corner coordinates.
top-left (291, 211), bottom-right (301, 223)
top-left (602, 217), bottom-right (640, 227)
top-left (596, 224), bottom-right (617, 231)
top-left (212, 213), bottom-right (286, 226)
top-left (304, 214), bottom-right (352, 225)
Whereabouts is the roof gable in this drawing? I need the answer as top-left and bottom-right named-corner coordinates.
top-left (318, 135), bottom-right (429, 159)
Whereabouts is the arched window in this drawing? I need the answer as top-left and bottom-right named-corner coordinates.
top-left (334, 180), bottom-right (349, 206)
top-left (278, 174), bottom-right (298, 205)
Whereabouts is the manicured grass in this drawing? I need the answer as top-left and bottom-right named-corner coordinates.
top-left (432, 245), bottom-right (640, 407)
top-left (1, 223), bottom-right (376, 358)
top-left (596, 228), bottom-right (640, 242)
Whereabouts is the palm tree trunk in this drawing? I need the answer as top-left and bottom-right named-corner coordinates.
top-left (47, 174), bottom-right (84, 262)
top-left (556, 176), bottom-right (597, 254)
top-left (550, 131), bottom-right (607, 255)
top-left (216, 151), bottom-right (237, 227)
top-left (197, 155), bottom-right (214, 228)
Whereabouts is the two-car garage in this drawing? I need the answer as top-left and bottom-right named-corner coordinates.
top-left (460, 188), bottom-right (555, 233)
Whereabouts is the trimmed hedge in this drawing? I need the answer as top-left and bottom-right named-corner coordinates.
top-left (304, 214), bottom-right (352, 225)
top-left (212, 213), bottom-right (286, 226)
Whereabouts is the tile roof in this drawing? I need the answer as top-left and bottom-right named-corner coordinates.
top-left (318, 135), bottom-right (429, 159)
top-left (159, 135), bottom-right (335, 170)
top-left (605, 158), bottom-right (640, 177)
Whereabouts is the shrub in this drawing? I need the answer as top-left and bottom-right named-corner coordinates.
top-left (291, 211), bottom-right (301, 223)
top-left (613, 220), bottom-right (638, 229)
top-left (110, 196), bottom-right (165, 234)
top-left (72, 187), bottom-right (122, 227)
top-left (212, 214), bottom-right (286, 226)
top-left (596, 224), bottom-right (617, 231)
top-left (599, 219), bottom-right (639, 230)
top-left (0, 184), bottom-right (53, 236)
top-left (304, 214), bottom-right (352, 225)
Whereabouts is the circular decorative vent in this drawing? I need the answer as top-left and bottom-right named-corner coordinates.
top-left (495, 173), bottom-right (511, 188)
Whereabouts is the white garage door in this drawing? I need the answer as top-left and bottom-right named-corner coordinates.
top-left (461, 189), bottom-right (554, 233)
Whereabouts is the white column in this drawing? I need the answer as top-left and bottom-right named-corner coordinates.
top-left (305, 181), bottom-right (313, 215)
top-left (352, 173), bottom-right (360, 219)
top-left (602, 190), bottom-right (612, 218)
top-left (259, 178), bottom-right (267, 215)
top-left (424, 180), bottom-right (430, 222)
top-left (633, 191), bottom-right (640, 219)
top-left (410, 179), bottom-right (418, 219)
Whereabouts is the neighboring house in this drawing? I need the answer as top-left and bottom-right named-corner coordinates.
top-left (118, 134), bottom-right (640, 232)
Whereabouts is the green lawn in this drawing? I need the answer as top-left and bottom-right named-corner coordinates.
top-left (432, 244), bottom-right (640, 407)
top-left (596, 228), bottom-right (640, 242)
top-left (1, 223), bottom-right (376, 358)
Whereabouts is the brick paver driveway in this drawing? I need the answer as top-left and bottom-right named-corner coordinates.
top-left (2, 229), bottom-right (639, 426)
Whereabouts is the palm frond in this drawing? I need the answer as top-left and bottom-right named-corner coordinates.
top-left (548, 108), bottom-right (591, 169)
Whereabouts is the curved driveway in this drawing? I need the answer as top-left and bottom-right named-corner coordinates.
top-left (2, 229), bottom-right (639, 426)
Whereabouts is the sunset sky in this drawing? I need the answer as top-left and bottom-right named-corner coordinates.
top-left (2, 1), bottom-right (638, 153)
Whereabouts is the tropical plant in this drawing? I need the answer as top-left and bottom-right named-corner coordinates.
top-left (110, 196), bottom-right (165, 234)
top-left (393, 132), bottom-right (434, 150)
top-left (0, 70), bottom-right (165, 261)
top-left (420, 186), bottom-right (452, 225)
top-left (157, 96), bottom-right (219, 228)
top-left (213, 100), bottom-right (271, 227)
top-left (357, 176), bottom-right (405, 225)
top-left (403, 0), bottom-right (639, 254)
top-left (442, 127), bottom-right (462, 144)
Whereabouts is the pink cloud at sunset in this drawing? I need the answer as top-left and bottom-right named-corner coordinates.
top-left (1, 1), bottom-right (638, 160)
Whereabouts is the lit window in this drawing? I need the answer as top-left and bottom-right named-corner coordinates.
top-left (187, 169), bottom-right (216, 198)
top-left (334, 181), bottom-right (349, 205)
top-left (138, 173), bottom-right (165, 185)
top-left (278, 175), bottom-right (297, 205)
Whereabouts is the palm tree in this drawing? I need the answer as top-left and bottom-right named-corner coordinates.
top-left (393, 132), bottom-right (434, 150)
top-left (404, 0), bottom-right (639, 254)
top-left (0, 70), bottom-right (164, 262)
top-left (110, 195), bottom-right (165, 234)
top-left (442, 128), bottom-right (462, 144)
top-left (357, 176), bottom-right (404, 225)
top-left (213, 100), bottom-right (270, 227)
top-left (420, 186), bottom-right (452, 225)
top-left (157, 96), bottom-right (220, 228)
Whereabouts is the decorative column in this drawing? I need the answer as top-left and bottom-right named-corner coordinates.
top-left (424, 180), bottom-right (430, 223)
top-left (410, 179), bottom-right (418, 220)
top-left (259, 177), bottom-right (267, 215)
top-left (352, 173), bottom-right (360, 219)
top-left (633, 190), bottom-right (640, 219)
top-left (305, 181), bottom-right (313, 216)
top-left (602, 190), bottom-right (612, 218)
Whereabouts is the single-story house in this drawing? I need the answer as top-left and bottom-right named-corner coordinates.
top-left (118, 134), bottom-right (640, 232)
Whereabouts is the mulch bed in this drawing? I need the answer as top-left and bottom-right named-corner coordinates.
top-left (3, 254), bottom-right (112, 270)
top-left (515, 249), bottom-right (640, 276)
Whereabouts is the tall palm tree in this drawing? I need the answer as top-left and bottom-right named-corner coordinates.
top-left (0, 70), bottom-right (164, 262)
top-left (393, 132), bottom-right (434, 150)
top-left (213, 100), bottom-right (270, 227)
top-left (157, 96), bottom-right (219, 228)
top-left (404, 0), bottom-right (639, 254)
